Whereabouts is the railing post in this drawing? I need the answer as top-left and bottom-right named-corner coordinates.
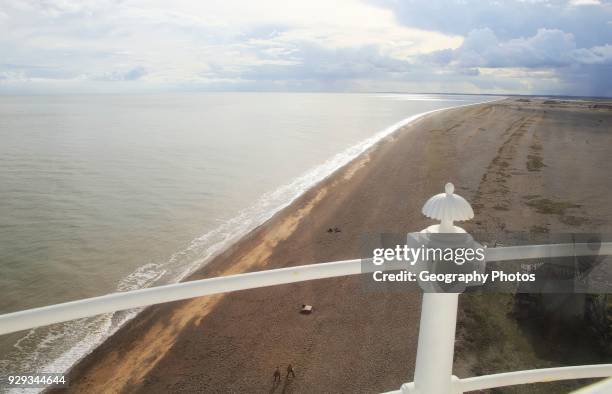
top-left (405, 183), bottom-right (473, 394)
top-left (409, 293), bottom-right (460, 394)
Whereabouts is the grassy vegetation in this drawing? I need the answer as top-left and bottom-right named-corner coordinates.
top-left (526, 154), bottom-right (546, 171)
top-left (522, 196), bottom-right (588, 227)
top-left (456, 293), bottom-right (606, 393)
top-left (524, 198), bottom-right (580, 215)
top-left (560, 215), bottom-right (588, 226)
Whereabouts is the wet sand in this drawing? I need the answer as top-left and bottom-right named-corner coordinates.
top-left (54, 98), bottom-right (612, 393)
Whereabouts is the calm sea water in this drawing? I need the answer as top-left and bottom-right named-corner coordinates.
top-left (0, 92), bottom-right (494, 383)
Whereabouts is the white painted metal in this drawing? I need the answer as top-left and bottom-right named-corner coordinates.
top-left (399, 183), bottom-right (612, 394)
top-left (0, 259), bottom-right (362, 336)
top-left (457, 364), bottom-right (612, 392)
top-left (485, 242), bottom-right (612, 262)
top-left (409, 293), bottom-right (459, 394)
top-left (2, 241), bottom-right (611, 337)
top-left (421, 182), bottom-right (474, 233)
top-left (409, 183), bottom-right (469, 394)
top-left (383, 365), bottom-right (612, 394)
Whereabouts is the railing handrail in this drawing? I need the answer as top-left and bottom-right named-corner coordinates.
top-left (0, 258), bottom-right (363, 336)
top-left (382, 364), bottom-right (612, 394)
top-left (1, 242), bottom-right (612, 336)
top-left (458, 364), bottom-right (612, 392)
top-left (485, 242), bottom-right (612, 262)
top-left (2, 242), bottom-right (612, 393)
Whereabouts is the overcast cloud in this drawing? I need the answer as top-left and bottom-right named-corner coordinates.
top-left (0, 0), bottom-right (611, 95)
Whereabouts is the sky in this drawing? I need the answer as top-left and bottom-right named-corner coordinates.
top-left (1, 0), bottom-right (611, 96)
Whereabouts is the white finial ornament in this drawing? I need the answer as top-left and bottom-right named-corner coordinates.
top-left (422, 182), bottom-right (474, 233)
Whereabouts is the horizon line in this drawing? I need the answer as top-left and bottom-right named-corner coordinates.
top-left (0, 91), bottom-right (610, 99)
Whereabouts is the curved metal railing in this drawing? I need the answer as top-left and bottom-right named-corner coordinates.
top-left (2, 242), bottom-right (611, 336)
top-left (1, 242), bottom-right (611, 393)
top-left (383, 365), bottom-right (612, 394)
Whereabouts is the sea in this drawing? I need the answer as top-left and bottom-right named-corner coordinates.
top-left (0, 92), bottom-right (496, 389)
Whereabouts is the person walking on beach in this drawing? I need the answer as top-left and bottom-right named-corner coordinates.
top-left (273, 366), bottom-right (281, 383)
top-left (286, 364), bottom-right (295, 379)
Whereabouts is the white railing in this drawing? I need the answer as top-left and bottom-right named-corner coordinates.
top-left (0, 259), bottom-right (360, 336)
top-left (1, 183), bottom-right (611, 393)
top-left (457, 365), bottom-right (612, 392)
top-left (2, 242), bottom-right (611, 337)
top-left (384, 365), bottom-right (612, 394)
top-left (1, 244), bottom-right (610, 393)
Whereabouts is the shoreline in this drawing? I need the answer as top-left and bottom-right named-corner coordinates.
top-left (51, 99), bottom-right (498, 392)
top-left (55, 97), bottom-right (612, 393)
top-left (33, 97), bottom-right (499, 383)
